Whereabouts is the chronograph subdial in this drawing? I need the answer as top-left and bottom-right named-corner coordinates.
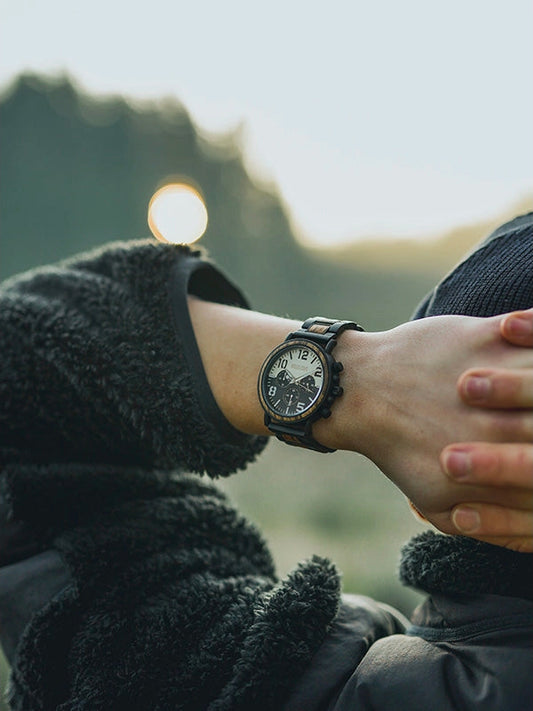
top-left (283, 384), bottom-right (301, 408)
top-left (276, 369), bottom-right (293, 387)
top-left (297, 374), bottom-right (317, 394)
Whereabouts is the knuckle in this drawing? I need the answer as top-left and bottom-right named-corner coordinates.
top-left (515, 445), bottom-right (533, 472)
top-left (475, 449), bottom-right (500, 483)
top-left (494, 373), bottom-right (521, 401)
top-left (477, 506), bottom-right (511, 536)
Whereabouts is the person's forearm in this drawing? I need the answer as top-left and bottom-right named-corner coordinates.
top-left (189, 297), bottom-right (532, 454)
top-left (189, 297), bottom-right (533, 538)
top-left (188, 297), bottom-right (298, 438)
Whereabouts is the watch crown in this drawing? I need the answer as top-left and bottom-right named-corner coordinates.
top-left (332, 386), bottom-right (343, 397)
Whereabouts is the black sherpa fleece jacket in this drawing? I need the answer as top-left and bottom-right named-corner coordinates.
top-left (0, 241), bottom-right (352, 710)
top-left (1, 216), bottom-right (533, 711)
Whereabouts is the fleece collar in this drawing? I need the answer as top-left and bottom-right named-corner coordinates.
top-left (399, 531), bottom-right (533, 601)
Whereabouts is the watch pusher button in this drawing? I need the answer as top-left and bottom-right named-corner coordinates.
top-left (333, 361), bottom-right (344, 373)
top-left (321, 407), bottom-right (332, 418)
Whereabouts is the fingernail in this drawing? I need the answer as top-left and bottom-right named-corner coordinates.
top-left (443, 450), bottom-right (471, 480)
top-left (507, 315), bottom-right (533, 336)
top-left (452, 507), bottom-right (481, 533)
top-left (464, 375), bottom-right (491, 400)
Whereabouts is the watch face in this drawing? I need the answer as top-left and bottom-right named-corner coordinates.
top-left (259, 340), bottom-right (329, 421)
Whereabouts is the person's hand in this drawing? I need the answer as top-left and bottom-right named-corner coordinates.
top-left (443, 310), bottom-right (533, 552)
top-left (313, 309), bottom-right (533, 539)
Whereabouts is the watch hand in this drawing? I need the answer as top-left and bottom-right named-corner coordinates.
top-left (294, 374), bottom-right (314, 386)
top-left (294, 379), bottom-right (315, 395)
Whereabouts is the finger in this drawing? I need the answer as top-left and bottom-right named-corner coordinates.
top-left (442, 442), bottom-right (533, 489)
top-left (450, 504), bottom-right (533, 552)
top-left (458, 368), bottom-right (533, 409)
top-left (500, 309), bottom-right (533, 347)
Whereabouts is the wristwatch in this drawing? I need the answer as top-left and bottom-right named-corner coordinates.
top-left (257, 317), bottom-right (364, 452)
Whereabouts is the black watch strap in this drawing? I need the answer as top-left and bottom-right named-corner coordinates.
top-left (287, 317), bottom-right (364, 350)
top-left (267, 317), bottom-right (364, 453)
top-left (267, 419), bottom-right (335, 453)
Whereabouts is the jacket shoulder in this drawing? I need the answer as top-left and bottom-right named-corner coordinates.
top-left (330, 623), bottom-right (533, 711)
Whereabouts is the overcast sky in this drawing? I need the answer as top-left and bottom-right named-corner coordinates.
top-left (1, 0), bottom-right (532, 246)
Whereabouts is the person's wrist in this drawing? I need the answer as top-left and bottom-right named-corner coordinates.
top-left (312, 329), bottom-right (380, 453)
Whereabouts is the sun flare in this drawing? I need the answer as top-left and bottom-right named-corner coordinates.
top-left (148, 183), bottom-right (208, 245)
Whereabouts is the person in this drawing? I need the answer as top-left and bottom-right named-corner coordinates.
top-left (187, 289), bottom-right (532, 551)
top-left (0, 212), bottom-right (531, 710)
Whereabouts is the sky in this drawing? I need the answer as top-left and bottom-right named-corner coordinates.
top-left (1, 0), bottom-right (532, 247)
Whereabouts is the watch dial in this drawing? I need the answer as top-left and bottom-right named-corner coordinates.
top-left (263, 344), bottom-right (325, 417)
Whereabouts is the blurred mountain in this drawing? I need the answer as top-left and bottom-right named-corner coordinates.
top-left (316, 194), bottom-right (533, 275)
top-left (0, 74), bottom-right (301, 295)
top-left (1, 73), bottom-right (447, 329)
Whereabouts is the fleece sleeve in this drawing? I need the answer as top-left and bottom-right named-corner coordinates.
top-left (0, 240), bottom-right (269, 675)
top-left (0, 239), bottom-right (267, 477)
